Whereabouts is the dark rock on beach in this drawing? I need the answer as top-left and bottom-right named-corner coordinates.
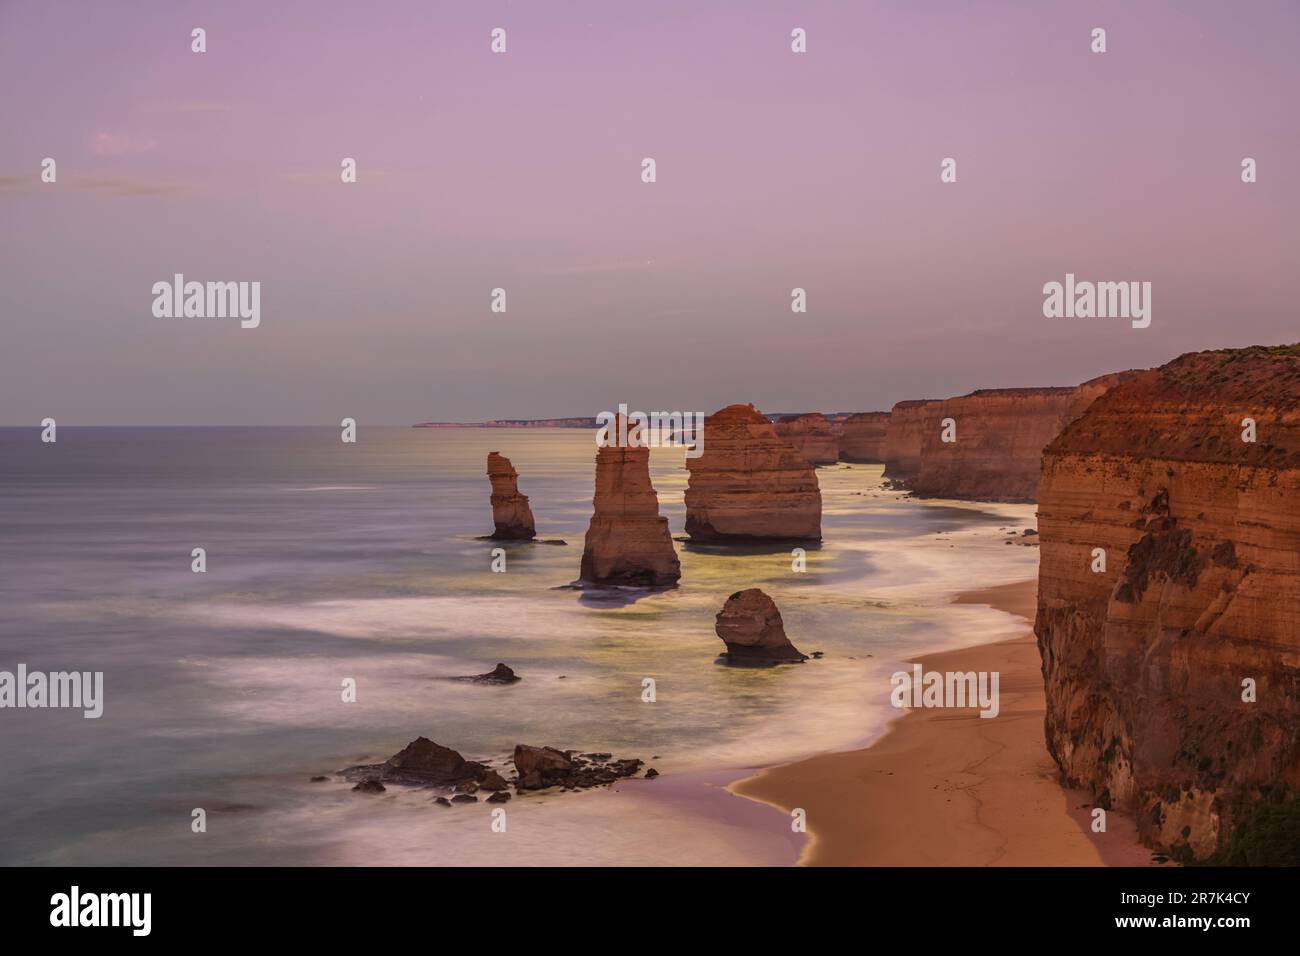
top-left (353, 778), bottom-right (386, 793)
top-left (513, 744), bottom-right (646, 792)
top-left (344, 736), bottom-right (497, 789)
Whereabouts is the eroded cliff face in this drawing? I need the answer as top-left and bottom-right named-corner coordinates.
top-left (685, 404), bottom-right (821, 541)
top-left (486, 452), bottom-right (536, 539)
top-left (1035, 346), bottom-right (1300, 861)
top-left (838, 411), bottom-right (890, 463)
top-left (909, 374), bottom-right (1136, 502)
top-left (579, 432), bottom-right (680, 587)
top-left (882, 400), bottom-right (939, 484)
top-left (774, 413), bottom-right (839, 465)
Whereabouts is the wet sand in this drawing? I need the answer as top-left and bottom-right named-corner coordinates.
top-left (731, 579), bottom-right (1156, 866)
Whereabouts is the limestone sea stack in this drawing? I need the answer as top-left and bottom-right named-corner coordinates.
top-left (1035, 345), bottom-right (1300, 861)
top-left (684, 404), bottom-right (821, 542)
top-left (882, 400), bottom-right (940, 486)
top-left (773, 413), bottom-right (839, 465)
top-left (910, 372), bottom-right (1139, 502)
top-left (838, 411), bottom-right (890, 463)
top-left (486, 452), bottom-right (535, 539)
top-left (578, 428), bottom-right (680, 587)
top-left (714, 588), bottom-right (807, 662)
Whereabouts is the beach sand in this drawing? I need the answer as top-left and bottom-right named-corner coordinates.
top-left (731, 579), bottom-right (1157, 866)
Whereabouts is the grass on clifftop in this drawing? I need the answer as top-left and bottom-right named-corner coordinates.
top-left (1202, 798), bottom-right (1300, 866)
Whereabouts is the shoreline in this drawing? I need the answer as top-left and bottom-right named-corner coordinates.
top-left (729, 578), bottom-right (1157, 866)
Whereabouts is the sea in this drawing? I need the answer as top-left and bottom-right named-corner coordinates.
top-left (0, 426), bottom-right (1037, 865)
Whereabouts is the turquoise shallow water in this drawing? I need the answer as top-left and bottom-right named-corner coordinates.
top-left (0, 426), bottom-right (1037, 864)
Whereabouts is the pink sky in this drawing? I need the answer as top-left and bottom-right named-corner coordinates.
top-left (1, 0), bottom-right (1297, 423)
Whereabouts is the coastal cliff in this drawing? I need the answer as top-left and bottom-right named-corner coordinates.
top-left (1035, 346), bottom-right (1300, 861)
top-left (910, 373), bottom-right (1136, 502)
top-left (685, 404), bottom-right (822, 541)
top-left (882, 400), bottom-right (939, 485)
top-left (838, 411), bottom-right (890, 463)
top-left (486, 452), bottom-right (536, 539)
top-left (579, 431), bottom-right (680, 586)
top-left (773, 413), bottom-right (838, 465)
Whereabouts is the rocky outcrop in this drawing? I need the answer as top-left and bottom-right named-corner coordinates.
top-left (909, 373), bottom-right (1138, 502)
top-left (1035, 345), bottom-right (1300, 861)
top-left (838, 411), bottom-right (890, 463)
top-left (714, 588), bottom-right (807, 662)
top-left (579, 428), bottom-right (680, 586)
top-left (486, 452), bottom-right (535, 539)
top-left (882, 400), bottom-right (940, 485)
top-left (684, 404), bottom-right (822, 541)
top-left (774, 413), bottom-right (839, 465)
top-left (454, 663), bottom-right (520, 684)
top-left (342, 737), bottom-right (500, 789)
top-left (513, 745), bottom-right (647, 791)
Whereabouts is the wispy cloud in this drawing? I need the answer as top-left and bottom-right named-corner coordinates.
top-left (68, 175), bottom-right (187, 197)
top-left (90, 131), bottom-right (157, 156)
top-left (0, 171), bottom-right (193, 198)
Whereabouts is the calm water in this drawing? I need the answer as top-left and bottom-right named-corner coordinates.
top-left (0, 427), bottom-right (1037, 865)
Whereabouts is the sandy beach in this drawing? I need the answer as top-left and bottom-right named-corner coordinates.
top-left (731, 579), bottom-right (1156, 866)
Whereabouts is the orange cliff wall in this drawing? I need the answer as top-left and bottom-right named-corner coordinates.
top-left (882, 400), bottom-right (939, 484)
top-left (838, 411), bottom-right (890, 463)
top-left (909, 373), bottom-right (1136, 502)
top-left (1035, 346), bottom-right (1300, 861)
top-left (773, 412), bottom-right (838, 465)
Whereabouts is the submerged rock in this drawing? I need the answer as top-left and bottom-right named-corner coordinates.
top-left (455, 662), bottom-right (521, 684)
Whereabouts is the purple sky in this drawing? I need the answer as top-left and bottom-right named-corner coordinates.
top-left (2, 0), bottom-right (1297, 424)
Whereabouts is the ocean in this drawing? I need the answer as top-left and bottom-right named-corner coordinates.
top-left (0, 426), bottom-right (1037, 865)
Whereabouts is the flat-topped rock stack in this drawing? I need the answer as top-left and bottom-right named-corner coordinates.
top-left (684, 404), bottom-right (822, 542)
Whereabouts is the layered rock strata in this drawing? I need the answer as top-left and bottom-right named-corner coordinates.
top-left (714, 588), bottom-right (807, 662)
top-left (773, 413), bottom-right (839, 465)
top-left (684, 404), bottom-right (822, 541)
top-left (578, 428), bottom-right (680, 586)
top-left (486, 452), bottom-right (536, 539)
top-left (910, 373), bottom-right (1137, 502)
top-left (1034, 346), bottom-right (1300, 861)
top-left (882, 400), bottom-right (940, 485)
top-left (838, 411), bottom-right (890, 463)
